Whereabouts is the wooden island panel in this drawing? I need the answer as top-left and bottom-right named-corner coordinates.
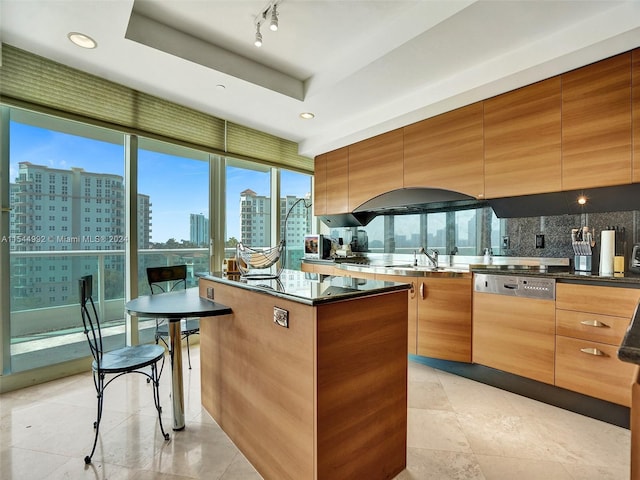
top-left (199, 281), bottom-right (315, 480)
top-left (199, 279), bottom-right (408, 480)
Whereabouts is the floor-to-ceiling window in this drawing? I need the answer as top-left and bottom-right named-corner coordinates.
top-left (0, 107), bottom-right (312, 379)
top-left (6, 109), bottom-right (126, 372)
top-left (137, 138), bottom-right (210, 295)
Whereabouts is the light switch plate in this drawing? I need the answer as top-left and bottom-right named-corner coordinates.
top-left (206, 287), bottom-right (214, 299)
top-left (273, 306), bottom-right (289, 328)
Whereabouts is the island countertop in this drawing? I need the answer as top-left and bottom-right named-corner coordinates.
top-left (197, 269), bottom-right (410, 305)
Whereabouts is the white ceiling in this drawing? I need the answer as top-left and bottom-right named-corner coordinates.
top-left (1, 0), bottom-right (639, 159)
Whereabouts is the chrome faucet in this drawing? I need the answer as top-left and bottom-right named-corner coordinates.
top-left (419, 247), bottom-right (439, 269)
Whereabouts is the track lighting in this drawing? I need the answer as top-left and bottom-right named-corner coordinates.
top-left (254, 24), bottom-right (263, 48)
top-left (270, 4), bottom-right (278, 31)
top-left (253, 1), bottom-right (281, 47)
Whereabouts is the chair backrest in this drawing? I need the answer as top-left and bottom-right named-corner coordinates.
top-left (147, 265), bottom-right (187, 294)
top-left (79, 275), bottom-right (103, 367)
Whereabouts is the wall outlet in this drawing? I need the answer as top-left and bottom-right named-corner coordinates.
top-left (273, 306), bottom-right (289, 328)
top-left (206, 287), bottom-right (214, 299)
top-left (502, 236), bottom-right (510, 249)
top-left (535, 234), bottom-right (545, 248)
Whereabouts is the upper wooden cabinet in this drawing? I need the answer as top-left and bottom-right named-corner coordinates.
top-left (347, 129), bottom-right (404, 211)
top-left (325, 147), bottom-right (349, 214)
top-left (313, 154), bottom-right (327, 216)
top-left (404, 103), bottom-right (484, 198)
top-left (562, 52), bottom-right (633, 190)
top-left (484, 77), bottom-right (562, 198)
top-left (633, 48), bottom-right (640, 183)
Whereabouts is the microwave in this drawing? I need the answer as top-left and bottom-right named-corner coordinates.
top-left (304, 234), bottom-right (331, 259)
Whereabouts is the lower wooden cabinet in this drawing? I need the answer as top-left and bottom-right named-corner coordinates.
top-left (416, 277), bottom-right (472, 362)
top-left (556, 335), bottom-right (635, 406)
top-left (555, 283), bottom-right (640, 406)
top-left (380, 275), bottom-right (418, 355)
top-left (473, 292), bottom-right (556, 384)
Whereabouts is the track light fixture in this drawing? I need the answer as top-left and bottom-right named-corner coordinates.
top-left (253, 1), bottom-right (281, 47)
top-left (254, 23), bottom-right (263, 48)
top-left (270, 4), bottom-right (279, 31)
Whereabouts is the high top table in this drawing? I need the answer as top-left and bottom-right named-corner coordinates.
top-left (125, 287), bottom-right (231, 430)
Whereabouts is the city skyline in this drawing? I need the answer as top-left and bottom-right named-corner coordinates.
top-left (9, 120), bottom-right (311, 243)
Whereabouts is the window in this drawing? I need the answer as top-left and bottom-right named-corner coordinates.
top-left (7, 109), bottom-right (125, 372)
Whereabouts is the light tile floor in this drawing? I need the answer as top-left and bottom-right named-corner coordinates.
top-left (0, 347), bottom-right (631, 480)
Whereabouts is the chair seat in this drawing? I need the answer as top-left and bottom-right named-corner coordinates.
top-left (93, 344), bottom-right (166, 373)
top-left (156, 318), bottom-right (200, 337)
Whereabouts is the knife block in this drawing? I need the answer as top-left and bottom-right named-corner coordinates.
top-left (574, 255), bottom-right (592, 272)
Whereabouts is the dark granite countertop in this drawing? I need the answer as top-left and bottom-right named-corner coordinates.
top-left (197, 269), bottom-right (410, 306)
top-left (618, 303), bottom-right (640, 366)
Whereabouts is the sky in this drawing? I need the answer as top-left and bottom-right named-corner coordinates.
top-left (9, 120), bottom-right (311, 243)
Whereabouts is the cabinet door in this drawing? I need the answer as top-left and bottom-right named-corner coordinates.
top-left (484, 77), bottom-right (562, 198)
top-left (417, 277), bottom-right (472, 362)
top-left (633, 48), bottom-right (640, 182)
top-left (473, 293), bottom-right (555, 384)
top-left (313, 154), bottom-right (327, 216)
top-left (562, 52), bottom-right (632, 190)
top-left (379, 274), bottom-right (418, 355)
top-left (325, 147), bottom-right (349, 214)
top-left (348, 129), bottom-right (404, 211)
top-left (404, 103), bottom-right (484, 198)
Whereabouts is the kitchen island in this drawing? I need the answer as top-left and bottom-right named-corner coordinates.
top-left (197, 270), bottom-right (410, 480)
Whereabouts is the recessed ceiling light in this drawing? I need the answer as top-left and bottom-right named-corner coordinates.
top-left (67, 32), bottom-right (97, 49)
top-left (299, 112), bottom-right (315, 120)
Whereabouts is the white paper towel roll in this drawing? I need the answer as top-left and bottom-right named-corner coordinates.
top-left (600, 230), bottom-right (615, 276)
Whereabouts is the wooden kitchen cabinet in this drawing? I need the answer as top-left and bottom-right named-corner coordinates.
top-left (561, 52), bottom-right (633, 190)
top-left (484, 77), bottom-right (562, 198)
top-left (555, 283), bottom-right (640, 406)
top-left (633, 48), bottom-right (640, 183)
top-left (416, 276), bottom-right (472, 362)
top-left (403, 103), bottom-right (484, 199)
top-left (313, 154), bottom-right (327, 216)
top-left (325, 147), bottom-right (349, 214)
top-left (378, 274), bottom-right (418, 355)
top-left (473, 293), bottom-right (556, 384)
top-left (348, 129), bottom-right (404, 211)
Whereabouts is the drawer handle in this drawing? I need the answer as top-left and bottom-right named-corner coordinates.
top-left (580, 347), bottom-right (607, 357)
top-left (580, 319), bottom-right (609, 328)
top-left (419, 282), bottom-right (425, 299)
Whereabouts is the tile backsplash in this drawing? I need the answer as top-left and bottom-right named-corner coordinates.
top-left (501, 210), bottom-right (640, 266)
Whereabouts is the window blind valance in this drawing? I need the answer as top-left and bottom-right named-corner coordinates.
top-left (0, 44), bottom-right (313, 173)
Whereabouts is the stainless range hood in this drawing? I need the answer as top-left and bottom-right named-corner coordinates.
top-left (317, 183), bottom-right (640, 227)
top-left (318, 188), bottom-right (488, 227)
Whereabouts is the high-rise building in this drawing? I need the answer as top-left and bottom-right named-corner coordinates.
top-left (190, 213), bottom-right (209, 247)
top-left (239, 189), bottom-right (271, 246)
top-left (8, 162), bottom-right (151, 307)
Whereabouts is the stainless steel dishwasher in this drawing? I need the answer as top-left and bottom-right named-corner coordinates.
top-left (473, 273), bottom-right (557, 384)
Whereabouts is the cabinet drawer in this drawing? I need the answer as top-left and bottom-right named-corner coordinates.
top-left (556, 309), bottom-right (630, 345)
top-left (555, 335), bottom-right (635, 406)
top-left (556, 283), bottom-right (640, 317)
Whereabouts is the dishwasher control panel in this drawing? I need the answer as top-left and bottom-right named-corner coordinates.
top-left (474, 274), bottom-right (555, 300)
